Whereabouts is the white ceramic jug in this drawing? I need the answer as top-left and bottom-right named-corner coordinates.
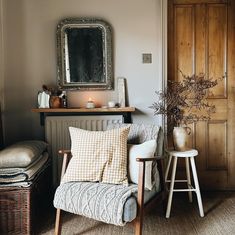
top-left (173, 126), bottom-right (191, 151)
top-left (38, 91), bottom-right (50, 108)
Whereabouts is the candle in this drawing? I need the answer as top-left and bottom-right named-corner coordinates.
top-left (86, 98), bottom-right (95, 109)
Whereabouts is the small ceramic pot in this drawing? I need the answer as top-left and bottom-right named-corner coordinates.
top-left (108, 101), bottom-right (116, 108)
top-left (49, 96), bottom-right (62, 108)
top-left (173, 126), bottom-right (191, 151)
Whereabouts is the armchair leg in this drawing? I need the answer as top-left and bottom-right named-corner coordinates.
top-left (55, 209), bottom-right (62, 235)
top-left (135, 211), bottom-right (143, 235)
top-left (135, 160), bottom-right (146, 235)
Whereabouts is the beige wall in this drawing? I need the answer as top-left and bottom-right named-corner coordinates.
top-left (2, 0), bottom-right (166, 145)
top-left (0, 0), bottom-right (5, 142)
top-left (0, 0), bottom-right (4, 107)
top-left (0, 0), bottom-right (3, 98)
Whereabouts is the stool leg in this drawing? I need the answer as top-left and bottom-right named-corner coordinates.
top-left (190, 157), bottom-right (204, 217)
top-left (185, 157), bottom-right (193, 203)
top-left (166, 156), bottom-right (178, 218)
top-left (165, 154), bottom-right (172, 183)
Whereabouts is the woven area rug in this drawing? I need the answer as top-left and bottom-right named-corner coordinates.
top-left (39, 191), bottom-right (235, 235)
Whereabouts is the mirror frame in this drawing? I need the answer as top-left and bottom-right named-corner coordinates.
top-left (57, 18), bottom-right (113, 90)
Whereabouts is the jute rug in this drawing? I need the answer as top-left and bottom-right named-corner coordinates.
top-left (39, 192), bottom-right (235, 235)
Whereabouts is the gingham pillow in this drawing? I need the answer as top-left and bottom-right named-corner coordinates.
top-left (62, 126), bottom-right (130, 185)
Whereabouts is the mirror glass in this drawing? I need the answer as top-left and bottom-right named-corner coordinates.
top-left (57, 18), bottom-right (113, 90)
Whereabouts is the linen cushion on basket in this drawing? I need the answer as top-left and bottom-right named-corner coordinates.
top-left (62, 126), bottom-right (130, 185)
top-left (128, 139), bottom-right (157, 190)
top-left (0, 140), bottom-right (48, 168)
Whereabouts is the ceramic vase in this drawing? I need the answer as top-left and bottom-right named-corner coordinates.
top-left (173, 126), bottom-right (191, 151)
top-left (49, 96), bottom-right (62, 108)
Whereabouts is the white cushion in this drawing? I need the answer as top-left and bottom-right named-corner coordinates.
top-left (128, 140), bottom-right (157, 190)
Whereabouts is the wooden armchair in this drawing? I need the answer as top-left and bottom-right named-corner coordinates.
top-left (54, 124), bottom-right (165, 235)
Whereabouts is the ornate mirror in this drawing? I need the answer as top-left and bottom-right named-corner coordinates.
top-left (57, 18), bottom-right (113, 90)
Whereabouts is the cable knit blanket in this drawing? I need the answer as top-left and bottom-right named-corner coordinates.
top-left (54, 182), bottom-right (138, 226)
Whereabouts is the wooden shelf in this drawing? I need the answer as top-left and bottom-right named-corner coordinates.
top-left (32, 107), bottom-right (135, 125)
top-left (31, 107), bottom-right (135, 113)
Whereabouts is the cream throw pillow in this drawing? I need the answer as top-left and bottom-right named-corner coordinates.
top-left (128, 140), bottom-right (157, 190)
top-left (0, 140), bottom-right (48, 168)
top-left (62, 126), bottom-right (130, 185)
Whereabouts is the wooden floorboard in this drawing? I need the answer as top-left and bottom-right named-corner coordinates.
top-left (38, 191), bottom-right (235, 235)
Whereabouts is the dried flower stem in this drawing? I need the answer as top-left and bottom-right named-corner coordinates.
top-left (150, 71), bottom-right (225, 132)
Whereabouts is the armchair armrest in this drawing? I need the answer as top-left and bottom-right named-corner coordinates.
top-left (58, 149), bottom-right (72, 182)
top-left (136, 154), bottom-right (165, 231)
top-left (58, 149), bottom-right (72, 155)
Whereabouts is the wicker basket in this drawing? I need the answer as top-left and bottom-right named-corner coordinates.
top-left (0, 164), bottom-right (52, 235)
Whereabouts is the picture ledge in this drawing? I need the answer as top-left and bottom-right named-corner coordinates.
top-left (31, 107), bottom-right (136, 126)
top-left (31, 107), bottom-right (135, 113)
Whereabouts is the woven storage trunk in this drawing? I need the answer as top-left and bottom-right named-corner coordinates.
top-left (0, 163), bottom-right (52, 235)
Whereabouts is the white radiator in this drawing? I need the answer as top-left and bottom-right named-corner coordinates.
top-left (45, 115), bottom-right (123, 186)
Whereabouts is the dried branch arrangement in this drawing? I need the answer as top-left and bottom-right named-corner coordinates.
top-left (150, 71), bottom-right (225, 131)
top-left (42, 85), bottom-right (62, 96)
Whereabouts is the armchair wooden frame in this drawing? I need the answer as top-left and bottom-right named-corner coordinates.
top-left (54, 150), bottom-right (165, 235)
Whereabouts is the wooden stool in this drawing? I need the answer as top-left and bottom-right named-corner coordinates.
top-left (165, 149), bottom-right (204, 218)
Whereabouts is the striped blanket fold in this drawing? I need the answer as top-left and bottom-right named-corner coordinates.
top-left (0, 152), bottom-right (49, 184)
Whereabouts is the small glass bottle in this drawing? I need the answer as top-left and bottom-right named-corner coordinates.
top-left (61, 91), bottom-right (67, 108)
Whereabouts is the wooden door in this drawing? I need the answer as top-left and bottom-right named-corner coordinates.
top-left (168, 0), bottom-right (235, 189)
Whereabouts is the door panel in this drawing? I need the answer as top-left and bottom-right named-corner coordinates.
top-left (208, 4), bottom-right (227, 98)
top-left (175, 5), bottom-right (195, 78)
top-left (195, 4), bottom-right (206, 74)
top-left (168, 0), bottom-right (235, 189)
top-left (207, 121), bottom-right (227, 170)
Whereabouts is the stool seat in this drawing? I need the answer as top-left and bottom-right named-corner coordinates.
top-left (168, 149), bottom-right (198, 157)
top-left (165, 148), bottom-right (204, 218)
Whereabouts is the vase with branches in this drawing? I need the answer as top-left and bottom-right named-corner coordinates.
top-left (150, 71), bottom-right (225, 150)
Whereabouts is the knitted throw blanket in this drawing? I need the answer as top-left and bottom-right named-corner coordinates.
top-left (53, 182), bottom-right (138, 226)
